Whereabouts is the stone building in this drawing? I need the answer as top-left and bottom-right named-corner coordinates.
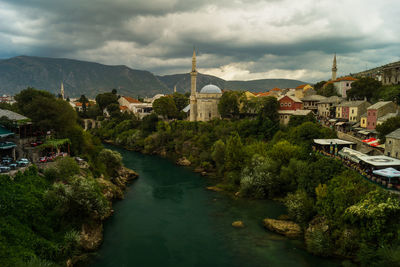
top-left (189, 49), bottom-right (222, 122)
top-left (384, 128), bottom-right (400, 158)
top-left (301, 95), bottom-right (327, 113)
top-left (317, 96), bottom-right (342, 118)
top-left (335, 100), bottom-right (370, 122)
top-left (366, 101), bottom-right (397, 130)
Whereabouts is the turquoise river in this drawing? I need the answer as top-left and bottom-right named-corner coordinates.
top-left (90, 146), bottom-right (339, 267)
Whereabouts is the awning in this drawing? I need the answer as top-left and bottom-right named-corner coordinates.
top-left (352, 122), bottom-right (361, 128)
top-left (373, 167), bottom-right (400, 178)
top-left (329, 119), bottom-right (337, 122)
top-left (0, 141), bottom-right (16, 150)
top-left (336, 122), bottom-right (346, 126)
top-left (362, 138), bottom-right (376, 143)
top-left (0, 125), bottom-right (14, 138)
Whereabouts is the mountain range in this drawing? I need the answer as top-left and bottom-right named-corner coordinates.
top-left (0, 56), bottom-right (307, 98)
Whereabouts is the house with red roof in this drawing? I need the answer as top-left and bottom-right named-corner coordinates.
top-left (325, 76), bottom-right (357, 98)
top-left (118, 96), bottom-right (153, 118)
top-left (278, 95), bottom-right (303, 111)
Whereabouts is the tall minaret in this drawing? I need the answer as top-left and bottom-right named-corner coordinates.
top-left (332, 53), bottom-right (337, 81)
top-left (60, 82), bottom-right (65, 100)
top-left (189, 48), bottom-right (197, 121)
top-left (174, 85), bottom-right (177, 93)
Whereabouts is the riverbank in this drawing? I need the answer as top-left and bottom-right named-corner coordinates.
top-left (68, 164), bottom-right (139, 266)
top-left (92, 118), bottom-right (400, 265)
top-left (91, 145), bottom-right (341, 267)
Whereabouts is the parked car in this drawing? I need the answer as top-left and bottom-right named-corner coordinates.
top-left (16, 158), bottom-right (30, 166)
top-left (9, 163), bottom-right (17, 170)
top-left (0, 166), bottom-right (11, 172)
top-left (39, 157), bottom-right (47, 163)
top-left (30, 142), bottom-right (38, 147)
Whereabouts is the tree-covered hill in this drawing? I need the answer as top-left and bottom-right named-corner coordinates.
top-left (157, 73), bottom-right (306, 93)
top-left (0, 56), bottom-right (168, 98)
top-left (0, 55), bottom-right (307, 98)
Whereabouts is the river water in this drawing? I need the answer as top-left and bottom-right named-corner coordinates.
top-left (91, 146), bottom-right (339, 267)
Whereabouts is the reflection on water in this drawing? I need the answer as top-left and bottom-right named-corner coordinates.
top-left (91, 145), bottom-right (339, 267)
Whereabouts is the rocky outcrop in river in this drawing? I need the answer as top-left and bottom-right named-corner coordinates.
top-left (263, 218), bottom-right (302, 238)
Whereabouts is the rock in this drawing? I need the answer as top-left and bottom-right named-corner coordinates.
top-left (304, 216), bottom-right (329, 248)
top-left (234, 191), bottom-right (240, 197)
top-left (160, 149), bottom-right (167, 157)
top-left (177, 157), bottom-right (191, 166)
top-left (201, 171), bottom-right (207, 176)
top-left (194, 167), bottom-right (204, 173)
top-left (232, 221), bottom-right (245, 228)
top-left (206, 186), bottom-right (222, 192)
top-left (263, 218), bottom-right (302, 238)
top-left (80, 221), bottom-right (103, 251)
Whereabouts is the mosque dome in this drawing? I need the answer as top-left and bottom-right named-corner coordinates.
top-left (199, 84), bottom-right (222, 94)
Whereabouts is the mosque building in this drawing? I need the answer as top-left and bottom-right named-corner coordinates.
top-left (189, 49), bottom-right (222, 122)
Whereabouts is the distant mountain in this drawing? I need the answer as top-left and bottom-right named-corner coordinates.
top-left (0, 56), bottom-right (168, 98)
top-left (157, 74), bottom-right (306, 93)
top-left (0, 55), bottom-right (306, 98)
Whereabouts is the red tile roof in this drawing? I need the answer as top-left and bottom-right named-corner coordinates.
top-left (123, 96), bottom-right (141, 103)
top-left (296, 84), bottom-right (308, 89)
top-left (120, 105), bottom-right (128, 110)
top-left (271, 87), bottom-right (281, 92)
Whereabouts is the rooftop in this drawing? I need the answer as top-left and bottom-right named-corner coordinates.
top-left (386, 128), bottom-right (400, 139)
top-left (278, 95), bottom-right (302, 103)
top-left (123, 96), bottom-right (142, 104)
top-left (199, 84), bottom-right (222, 94)
top-left (338, 100), bottom-right (369, 107)
top-left (0, 108), bottom-right (28, 121)
top-left (367, 101), bottom-right (394, 110)
top-left (301, 95), bottom-right (327, 101)
top-left (318, 96), bottom-right (343, 104)
top-left (313, 138), bottom-right (355, 145)
top-left (378, 112), bottom-right (398, 122)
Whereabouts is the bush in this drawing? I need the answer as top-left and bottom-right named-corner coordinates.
top-left (55, 157), bottom-right (80, 180)
top-left (284, 190), bottom-right (314, 226)
top-left (98, 149), bottom-right (122, 178)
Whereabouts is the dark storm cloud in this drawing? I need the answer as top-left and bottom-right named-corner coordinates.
top-left (0, 0), bottom-right (398, 82)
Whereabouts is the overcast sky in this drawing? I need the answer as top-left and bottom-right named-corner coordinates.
top-left (0, 0), bottom-right (399, 82)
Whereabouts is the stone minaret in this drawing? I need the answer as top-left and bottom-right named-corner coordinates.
top-left (189, 48), bottom-right (197, 121)
top-left (60, 82), bottom-right (65, 99)
top-left (332, 53), bottom-right (337, 81)
top-left (174, 85), bottom-right (177, 93)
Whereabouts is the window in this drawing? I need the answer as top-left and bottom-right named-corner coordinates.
top-left (388, 152), bottom-right (391, 156)
top-left (396, 152), bottom-right (398, 158)
top-left (288, 103), bottom-right (291, 107)
top-left (372, 122), bottom-right (375, 126)
top-left (389, 140), bottom-right (392, 144)
top-left (352, 109), bottom-right (354, 114)
top-left (209, 112), bottom-right (211, 118)
top-left (280, 103), bottom-right (284, 107)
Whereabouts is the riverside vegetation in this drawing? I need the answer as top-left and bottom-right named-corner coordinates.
top-left (92, 90), bottom-right (400, 266)
top-left (0, 88), bottom-right (137, 267)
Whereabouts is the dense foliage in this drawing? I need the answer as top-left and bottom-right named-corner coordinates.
top-left (92, 90), bottom-right (400, 264)
top-left (0, 88), bottom-right (128, 266)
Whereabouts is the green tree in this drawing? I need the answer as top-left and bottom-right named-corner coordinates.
top-left (376, 116), bottom-right (400, 143)
top-left (211, 139), bottom-right (225, 174)
top-left (240, 154), bottom-right (280, 198)
top-left (78, 95), bottom-right (89, 112)
top-left (172, 92), bottom-right (189, 111)
top-left (224, 132), bottom-right (245, 172)
top-left (318, 83), bottom-right (337, 97)
top-left (98, 149), bottom-right (123, 178)
top-left (347, 77), bottom-right (381, 100)
top-left (284, 190), bottom-right (315, 225)
top-left (218, 91), bottom-right (241, 118)
top-left (95, 92), bottom-right (118, 111)
top-left (152, 96), bottom-right (178, 119)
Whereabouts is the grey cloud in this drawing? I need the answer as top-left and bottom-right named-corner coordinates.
top-left (0, 0), bottom-right (398, 83)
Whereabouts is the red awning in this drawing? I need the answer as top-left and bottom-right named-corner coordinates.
top-left (362, 138), bottom-right (376, 143)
